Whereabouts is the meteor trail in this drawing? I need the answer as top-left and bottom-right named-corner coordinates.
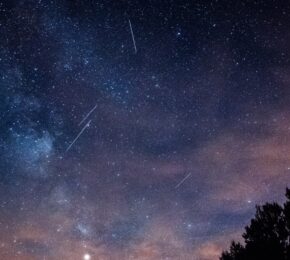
top-left (66, 120), bottom-right (92, 152)
top-left (128, 19), bottom-right (137, 54)
top-left (175, 173), bottom-right (192, 189)
top-left (79, 104), bottom-right (98, 126)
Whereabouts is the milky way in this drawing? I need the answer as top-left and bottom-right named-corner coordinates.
top-left (1, 1), bottom-right (290, 259)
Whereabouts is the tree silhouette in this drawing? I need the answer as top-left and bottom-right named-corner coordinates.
top-left (221, 188), bottom-right (290, 260)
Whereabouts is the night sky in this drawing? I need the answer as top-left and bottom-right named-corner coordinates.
top-left (1, 0), bottom-right (290, 259)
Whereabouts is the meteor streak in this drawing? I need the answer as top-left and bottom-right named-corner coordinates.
top-left (66, 120), bottom-right (92, 152)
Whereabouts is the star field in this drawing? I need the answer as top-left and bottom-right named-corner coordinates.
top-left (1, 0), bottom-right (290, 259)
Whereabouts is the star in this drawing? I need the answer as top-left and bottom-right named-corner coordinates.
top-left (83, 253), bottom-right (91, 260)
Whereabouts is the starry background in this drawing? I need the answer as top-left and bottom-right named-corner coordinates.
top-left (1, 0), bottom-right (290, 259)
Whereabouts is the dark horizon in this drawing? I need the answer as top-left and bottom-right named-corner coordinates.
top-left (1, 0), bottom-right (290, 259)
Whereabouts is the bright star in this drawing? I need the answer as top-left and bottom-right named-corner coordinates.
top-left (83, 253), bottom-right (91, 260)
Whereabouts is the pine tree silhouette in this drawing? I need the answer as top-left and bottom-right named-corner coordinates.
top-left (221, 188), bottom-right (290, 260)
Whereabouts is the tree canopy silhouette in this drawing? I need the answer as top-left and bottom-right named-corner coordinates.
top-left (221, 188), bottom-right (290, 260)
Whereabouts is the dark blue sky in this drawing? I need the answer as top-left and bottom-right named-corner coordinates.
top-left (1, 0), bottom-right (290, 259)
